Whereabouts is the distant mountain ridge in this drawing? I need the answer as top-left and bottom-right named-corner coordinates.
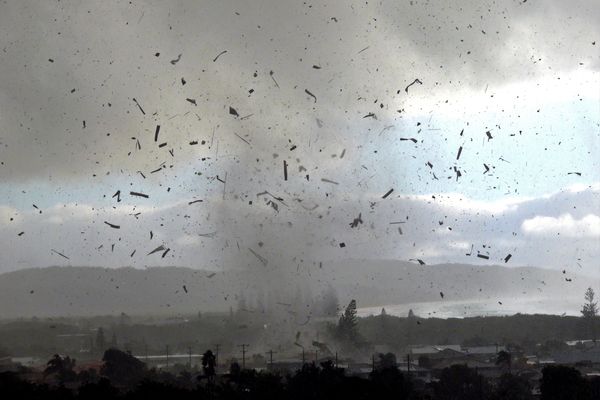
top-left (0, 261), bottom-right (593, 318)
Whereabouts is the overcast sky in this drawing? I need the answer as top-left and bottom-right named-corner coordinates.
top-left (0, 0), bottom-right (598, 276)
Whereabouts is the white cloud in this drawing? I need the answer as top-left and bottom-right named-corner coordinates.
top-left (521, 213), bottom-right (600, 237)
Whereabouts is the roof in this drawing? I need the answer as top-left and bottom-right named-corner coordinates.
top-left (410, 345), bottom-right (462, 355)
top-left (462, 346), bottom-right (506, 354)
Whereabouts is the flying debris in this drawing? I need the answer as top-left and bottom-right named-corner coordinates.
top-left (170, 54), bottom-right (182, 65)
top-left (148, 245), bottom-right (166, 256)
top-left (404, 78), bottom-right (422, 93)
top-left (130, 191), bottom-right (149, 198)
top-left (400, 138), bottom-right (418, 143)
top-left (213, 50), bottom-right (227, 62)
top-left (248, 248), bottom-right (268, 266)
top-left (305, 89), bottom-right (317, 103)
top-left (132, 98), bottom-right (145, 115)
top-left (349, 213), bottom-right (363, 228)
top-left (381, 188), bottom-right (394, 199)
top-left (51, 249), bottom-right (70, 260)
top-left (104, 221), bottom-right (120, 229)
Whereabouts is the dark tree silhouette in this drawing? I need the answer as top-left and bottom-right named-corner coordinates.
top-left (100, 348), bottom-right (146, 387)
top-left (377, 352), bottom-right (397, 370)
top-left (494, 373), bottom-right (533, 400)
top-left (540, 365), bottom-right (589, 400)
top-left (434, 364), bottom-right (491, 400)
top-left (495, 350), bottom-right (512, 373)
top-left (44, 354), bottom-right (77, 384)
top-left (201, 349), bottom-right (216, 380)
top-left (336, 299), bottom-right (359, 342)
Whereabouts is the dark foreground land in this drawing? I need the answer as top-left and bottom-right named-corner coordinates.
top-left (2, 354), bottom-right (600, 400)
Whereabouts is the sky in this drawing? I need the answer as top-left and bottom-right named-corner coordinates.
top-left (0, 0), bottom-right (598, 277)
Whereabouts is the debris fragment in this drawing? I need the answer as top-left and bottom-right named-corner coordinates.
top-left (229, 106), bottom-right (239, 117)
top-left (170, 54), bottom-right (182, 65)
top-left (132, 98), bottom-right (145, 115)
top-left (104, 221), bottom-right (120, 229)
top-left (130, 191), bottom-right (149, 198)
top-left (269, 70), bottom-right (279, 88)
top-left (248, 248), bottom-right (268, 266)
top-left (382, 188), bottom-right (394, 199)
top-left (154, 125), bottom-right (160, 142)
top-left (213, 50), bottom-right (227, 62)
top-left (404, 78), bottom-right (422, 93)
top-left (51, 249), bottom-right (70, 259)
top-left (305, 89), bottom-right (317, 103)
top-left (456, 146), bottom-right (463, 160)
top-left (349, 213), bottom-right (363, 228)
top-left (148, 245), bottom-right (166, 255)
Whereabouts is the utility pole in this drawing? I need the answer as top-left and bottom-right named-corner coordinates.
top-left (372, 354), bottom-right (375, 372)
top-left (238, 344), bottom-right (249, 369)
top-left (335, 352), bottom-right (338, 368)
top-left (188, 346), bottom-right (192, 369)
top-left (302, 348), bottom-right (305, 364)
top-left (267, 350), bottom-right (277, 369)
top-left (315, 350), bottom-right (318, 363)
top-left (215, 344), bottom-right (220, 372)
top-left (166, 345), bottom-right (169, 369)
top-left (407, 353), bottom-right (411, 375)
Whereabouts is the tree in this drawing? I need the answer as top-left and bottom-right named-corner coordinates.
top-left (43, 354), bottom-right (77, 384)
top-left (496, 350), bottom-right (512, 374)
top-left (201, 350), bottom-right (216, 380)
top-left (377, 352), bottom-right (397, 370)
top-left (540, 365), bottom-right (589, 400)
top-left (336, 299), bottom-right (359, 342)
top-left (581, 287), bottom-right (598, 341)
top-left (434, 365), bottom-right (491, 400)
top-left (581, 287), bottom-right (598, 318)
top-left (494, 373), bottom-right (533, 400)
top-left (100, 348), bottom-right (146, 387)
